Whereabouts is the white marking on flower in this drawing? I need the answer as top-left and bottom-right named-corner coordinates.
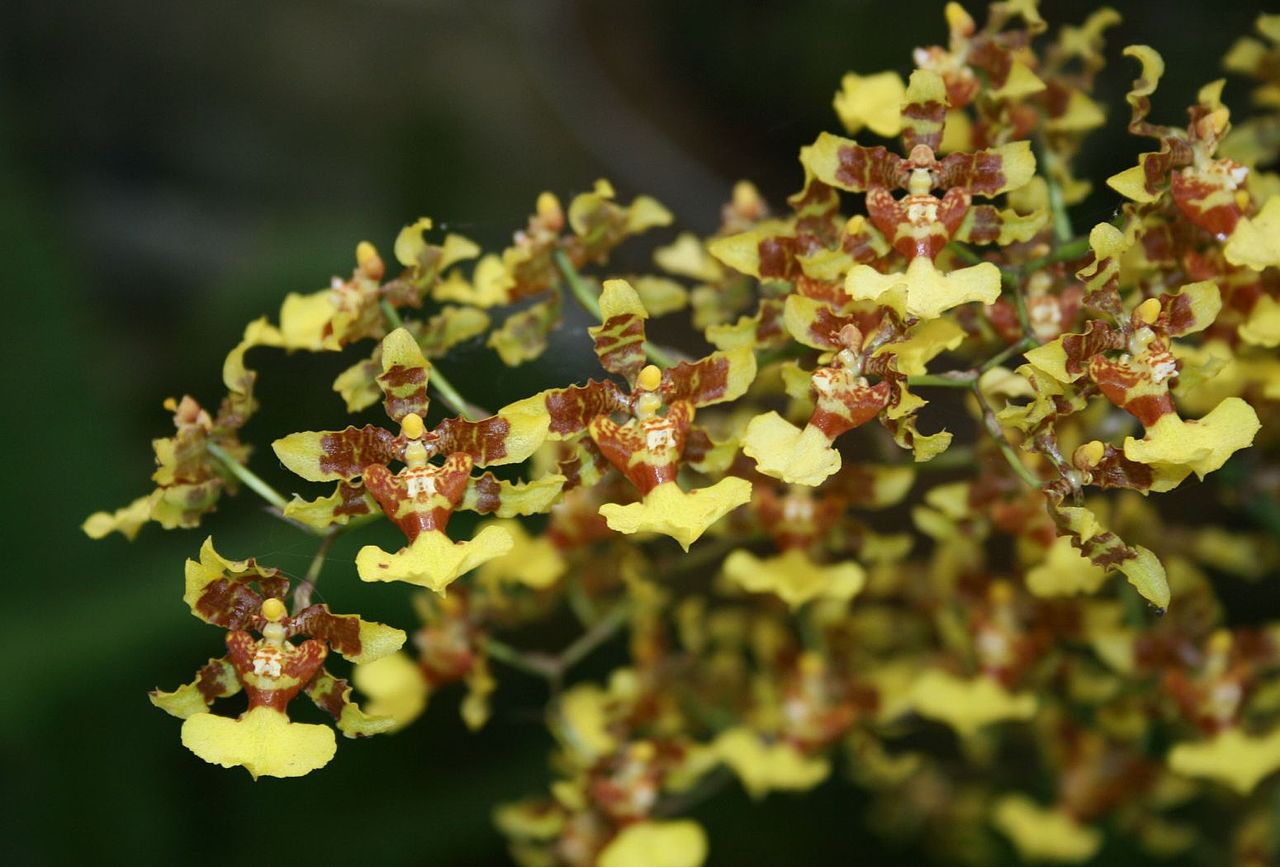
top-left (907, 201), bottom-right (939, 224)
top-left (406, 474), bottom-right (438, 498)
top-left (645, 426), bottom-right (676, 452)
top-left (1029, 297), bottom-right (1062, 339)
top-left (1149, 356), bottom-right (1178, 384)
top-left (252, 648), bottom-right (284, 679)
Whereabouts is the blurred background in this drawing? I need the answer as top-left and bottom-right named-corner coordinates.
top-left (0, 0), bottom-right (1264, 863)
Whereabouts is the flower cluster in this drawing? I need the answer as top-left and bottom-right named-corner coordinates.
top-left (87, 4), bottom-right (1280, 864)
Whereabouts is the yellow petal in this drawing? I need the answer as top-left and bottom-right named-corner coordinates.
top-left (624, 195), bottom-right (674, 234)
top-left (493, 799), bottom-right (565, 841)
top-left (846, 257), bottom-right (1001, 320)
top-left (632, 276), bottom-right (689, 317)
top-left (597, 278), bottom-right (649, 321)
top-left (276, 290), bottom-right (341, 351)
top-left (476, 519), bottom-right (567, 589)
top-left (1225, 197), bottom-right (1280, 270)
top-left (833, 71), bottom-right (906, 138)
top-left (741, 412), bottom-right (840, 486)
top-left (1026, 536), bottom-right (1108, 597)
top-left (713, 727), bottom-right (831, 798)
top-left (598, 821), bottom-right (709, 867)
top-left (706, 221), bottom-right (795, 278)
top-left (394, 216), bottom-right (433, 267)
top-left (875, 317), bottom-right (966, 376)
top-left (1123, 398), bottom-right (1261, 482)
top-left (1117, 546), bottom-right (1170, 612)
top-left (461, 656), bottom-right (496, 731)
top-left (82, 494), bottom-right (154, 541)
top-left (1240, 294), bottom-right (1280, 347)
top-left (654, 232), bottom-right (724, 282)
top-left (723, 548), bottom-right (865, 608)
top-left (1106, 159), bottom-right (1161, 203)
top-left (992, 795), bottom-right (1103, 864)
top-left (1046, 90), bottom-right (1107, 133)
top-left (352, 652), bottom-right (429, 732)
top-left (555, 684), bottom-right (617, 765)
top-left (599, 478), bottom-right (752, 551)
top-left (1168, 727), bottom-right (1280, 794)
top-left (355, 525), bottom-right (514, 592)
top-left (910, 670), bottom-right (1037, 739)
top-left (990, 59), bottom-right (1046, 100)
top-left (181, 707), bottom-right (336, 780)
top-left (348, 619), bottom-right (408, 665)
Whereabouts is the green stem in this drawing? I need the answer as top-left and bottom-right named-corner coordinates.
top-left (566, 574), bottom-right (600, 628)
top-left (380, 297), bottom-right (405, 329)
top-left (1021, 235), bottom-right (1092, 276)
top-left (483, 600), bottom-right (632, 684)
top-left (653, 764), bottom-right (736, 819)
top-left (907, 372), bottom-right (977, 388)
top-left (430, 366), bottom-right (490, 421)
top-left (380, 298), bottom-right (489, 420)
top-left (971, 382), bottom-right (1042, 489)
top-left (293, 530), bottom-right (337, 612)
top-left (207, 441), bottom-right (289, 511)
top-left (483, 636), bottom-right (560, 680)
top-left (1010, 269), bottom-right (1033, 338)
top-left (754, 342), bottom-right (810, 369)
top-left (553, 249), bottom-right (602, 318)
top-left (1039, 145), bottom-right (1075, 244)
top-left (978, 336), bottom-right (1035, 373)
top-left (945, 242), bottom-right (985, 267)
top-left (553, 249), bottom-right (682, 369)
top-left (558, 600), bottom-right (631, 672)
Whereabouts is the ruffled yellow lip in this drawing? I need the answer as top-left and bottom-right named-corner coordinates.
top-left (356, 525), bottom-right (513, 593)
top-left (181, 707), bottom-right (336, 780)
top-left (742, 412), bottom-right (842, 487)
top-left (598, 478), bottom-right (752, 551)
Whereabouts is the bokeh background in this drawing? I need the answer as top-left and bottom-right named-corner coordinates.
top-left (1, 0), bottom-right (1266, 863)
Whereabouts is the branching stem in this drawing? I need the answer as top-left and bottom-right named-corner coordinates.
top-left (293, 530), bottom-right (337, 612)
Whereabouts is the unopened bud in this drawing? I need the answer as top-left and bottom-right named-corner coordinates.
top-left (536, 192), bottom-right (564, 231)
top-left (356, 241), bottom-right (384, 280)
top-left (945, 1), bottom-right (975, 35)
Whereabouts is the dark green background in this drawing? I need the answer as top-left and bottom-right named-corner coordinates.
top-left (0, 1), bottom-right (1265, 863)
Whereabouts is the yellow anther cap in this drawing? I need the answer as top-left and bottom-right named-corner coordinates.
top-left (1074, 440), bottom-right (1106, 469)
top-left (637, 364), bottom-right (663, 392)
top-left (261, 597), bottom-right (288, 622)
top-left (1135, 297), bottom-right (1162, 325)
top-left (401, 412), bottom-right (426, 440)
